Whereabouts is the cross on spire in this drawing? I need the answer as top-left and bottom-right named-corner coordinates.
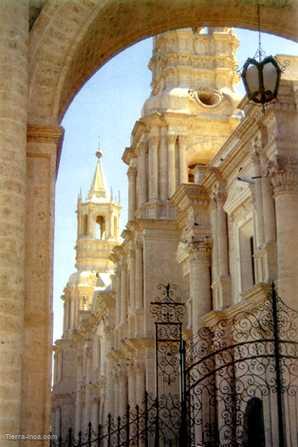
top-left (88, 148), bottom-right (108, 200)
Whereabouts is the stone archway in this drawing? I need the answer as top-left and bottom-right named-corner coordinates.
top-left (29, 0), bottom-right (298, 125)
top-left (0, 1), bottom-right (297, 446)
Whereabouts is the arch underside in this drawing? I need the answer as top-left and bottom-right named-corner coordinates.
top-left (29, 0), bottom-right (298, 127)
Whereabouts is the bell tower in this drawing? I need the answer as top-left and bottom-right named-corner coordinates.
top-left (124, 27), bottom-right (241, 220)
top-left (76, 149), bottom-right (121, 272)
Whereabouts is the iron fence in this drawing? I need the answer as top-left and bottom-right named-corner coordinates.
top-left (184, 284), bottom-right (298, 447)
top-left (50, 392), bottom-right (181, 447)
top-left (52, 284), bottom-right (298, 447)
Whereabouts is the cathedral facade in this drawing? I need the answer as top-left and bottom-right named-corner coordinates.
top-left (52, 27), bottom-right (298, 444)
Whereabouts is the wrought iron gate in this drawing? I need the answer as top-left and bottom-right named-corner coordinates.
top-left (184, 285), bottom-right (298, 447)
top-left (52, 284), bottom-right (298, 447)
top-left (150, 283), bottom-right (186, 446)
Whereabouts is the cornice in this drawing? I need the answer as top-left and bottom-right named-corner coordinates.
top-left (135, 218), bottom-right (178, 232)
top-left (172, 183), bottom-right (209, 212)
top-left (202, 282), bottom-right (271, 328)
top-left (122, 146), bottom-right (136, 165)
top-left (27, 124), bottom-right (64, 144)
top-left (131, 119), bottom-right (146, 144)
top-left (27, 124), bottom-right (65, 176)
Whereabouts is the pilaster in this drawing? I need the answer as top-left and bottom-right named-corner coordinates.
top-left (159, 127), bottom-right (168, 201)
top-left (178, 135), bottom-right (188, 184)
top-left (120, 258), bottom-right (128, 325)
top-left (137, 142), bottom-right (147, 207)
top-left (127, 165), bottom-right (137, 221)
top-left (213, 182), bottom-right (231, 309)
top-left (188, 241), bottom-right (212, 334)
top-left (23, 124), bottom-right (64, 441)
top-left (168, 135), bottom-right (177, 197)
top-left (271, 159), bottom-right (298, 306)
top-left (128, 246), bottom-right (136, 313)
top-left (135, 240), bottom-right (144, 311)
top-left (148, 134), bottom-right (159, 201)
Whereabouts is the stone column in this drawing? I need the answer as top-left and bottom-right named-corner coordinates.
top-left (129, 248), bottom-right (136, 312)
top-left (75, 355), bottom-right (83, 433)
top-left (115, 266), bottom-right (121, 326)
top-left (251, 148), bottom-right (264, 248)
top-left (135, 241), bottom-right (143, 310)
top-left (83, 344), bottom-right (92, 427)
top-left (189, 242), bottom-right (211, 334)
top-left (74, 292), bottom-right (79, 329)
top-left (137, 142), bottom-right (147, 206)
top-left (118, 369), bottom-right (128, 416)
top-left (63, 297), bottom-right (67, 332)
top-left (120, 261), bottom-right (127, 325)
top-left (168, 135), bottom-right (176, 197)
top-left (145, 347), bottom-right (156, 396)
top-left (127, 165), bottom-right (137, 221)
top-left (91, 398), bottom-right (99, 428)
top-left (148, 135), bottom-right (159, 201)
top-left (113, 374), bottom-right (119, 419)
top-left (0, 2), bottom-right (29, 442)
top-left (24, 124), bottom-right (64, 441)
top-left (104, 360), bottom-right (114, 418)
top-left (128, 368), bottom-right (136, 409)
top-left (178, 136), bottom-right (188, 184)
top-left (70, 296), bottom-right (75, 330)
top-left (210, 198), bottom-right (219, 306)
top-left (271, 165), bottom-right (298, 307)
top-left (216, 190), bottom-right (231, 308)
top-left (159, 127), bottom-right (168, 201)
top-left (262, 175), bottom-right (276, 245)
top-left (135, 361), bottom-right (145, 406)
top-left (261, 168), bottom-right (277, 282)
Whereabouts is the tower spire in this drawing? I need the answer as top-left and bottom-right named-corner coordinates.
top-left (88, 149), bottom-right (108, 201)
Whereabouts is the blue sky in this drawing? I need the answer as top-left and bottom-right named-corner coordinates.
top-left (53, 29), bottom-right (297, 341)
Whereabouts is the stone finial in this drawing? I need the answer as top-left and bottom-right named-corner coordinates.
top-left (96, 149), bottom-right (103, 160)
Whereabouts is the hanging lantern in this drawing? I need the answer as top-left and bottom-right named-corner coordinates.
top-left (241, 3), bottom-right (284, 106)
top-left (241, 55), bottom-right (282, 105)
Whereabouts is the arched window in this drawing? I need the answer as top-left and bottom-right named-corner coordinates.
top-left (243, 397), bottom-right (265, 447)
top-left (96, 215), bottom-right (105, 240)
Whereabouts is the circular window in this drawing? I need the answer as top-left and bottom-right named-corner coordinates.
top-left (197, 90), bottom-right (222, 107)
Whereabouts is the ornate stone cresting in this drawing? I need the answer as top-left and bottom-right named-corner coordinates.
top-left (271, 158), bottom-right (298, 196)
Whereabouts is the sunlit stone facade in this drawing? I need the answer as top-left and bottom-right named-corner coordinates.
top-left (0, 2), bottom-right (297, 445)
top-left (52, 27), bottom-right (298, 443)
top-left (52, 151), bottom-right (121, 436)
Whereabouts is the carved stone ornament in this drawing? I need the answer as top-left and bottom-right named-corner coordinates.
top-left (187, 238), bottom-right (211, 262)
top-left (269, 156), bottom-right (298, 195)
top-left (271, 168), bottom-right (298, 195)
